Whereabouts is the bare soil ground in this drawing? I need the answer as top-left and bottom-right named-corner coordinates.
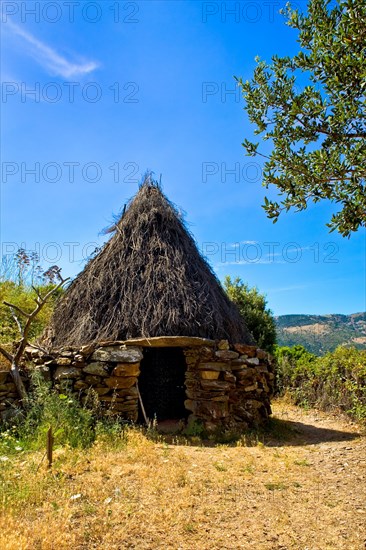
top-left (1, 398), bottom-right (365, 549)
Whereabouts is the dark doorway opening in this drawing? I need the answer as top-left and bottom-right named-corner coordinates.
top-left (138, 347), bottom-right (188, 422)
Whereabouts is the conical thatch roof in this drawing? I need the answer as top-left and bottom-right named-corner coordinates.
top-left (45, 178), bottom-right (254, 347)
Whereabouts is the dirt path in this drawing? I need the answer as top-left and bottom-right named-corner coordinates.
top-left (160, 400), bottom-right (366, 550)
top-left (262, 400), bottom-right (366, 549)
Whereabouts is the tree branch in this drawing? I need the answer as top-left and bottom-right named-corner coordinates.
top-left (0, 346), bottom-right (13, 363)
top-left (3, 277), bottom-right (70, 403)
top-left (3, 302), bottom-right (30, 319)
top-left (13, 278), bottom-right (70, 365)
top-left (9, 307), bottom-right (23, 335)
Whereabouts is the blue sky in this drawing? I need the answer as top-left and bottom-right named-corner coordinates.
top-left (1, 0), bottom-right (365, 316)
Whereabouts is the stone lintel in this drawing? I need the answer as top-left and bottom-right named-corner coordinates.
top-left (97, 336), bottom-right (216, 348)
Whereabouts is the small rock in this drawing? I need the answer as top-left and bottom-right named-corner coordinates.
top-left (224, 372), bottom-right (236, 384)
top-left (198, 362), bottom-right (228, 372)
top-left (95, 387), bottom-right (110, 396)
top-left (245, 399), bottom-right (263, 409)
top-left (105, 376), bottom-right (137, 389)
top-left (83, 362), bottom-right (110, 377)
top-left (244, 384), bottom-right (258, 392)
top-left (217, 339), bottom-right (230, 350)
top-left (114, 387), bottom-right (138, 398)
top-left (74, 380), bottom-right (88, 390)
top-left (215, 350), bottom-right (239, 361)
top-left (55, 357), bottom-right (72, 366)
top-left (246, 357), bottom-right (259, 366)
top-left (233, 344), bottom-right (257, 357)
top-left (112, 363), bottom-right (140, 377)
top-left (80, 344), bottom-right (95, 356)
top-left (54, 366), bottom-right (81, 380)
top-left (60, 351), bottom-right (74, 358)
top-left (85, 375), bottom-right (102, 386)
top-left (200, 370), bottom-right (220, 380)
top-left (200, 379), bottom-right (230, 392)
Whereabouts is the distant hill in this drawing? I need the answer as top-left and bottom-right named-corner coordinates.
top-left (275, 312), bottom-right (366, 355)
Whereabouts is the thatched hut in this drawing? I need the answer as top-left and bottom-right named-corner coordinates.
top-left (47, 179), bottom-right (253, 347)
top-left (34, 178), bottom-right (274, 431)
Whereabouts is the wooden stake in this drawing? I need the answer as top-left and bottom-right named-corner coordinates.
top-left (136, 381), bottom-right (149, 426)
top-left (47, 426), bottom-right (54, 469)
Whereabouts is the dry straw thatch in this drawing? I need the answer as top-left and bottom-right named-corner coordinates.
top-left (45, 177), bottom-right (254, 348)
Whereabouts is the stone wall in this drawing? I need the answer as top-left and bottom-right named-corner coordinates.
top-left (0, 337), bottom-right (274, 430)
top-left (184, 341), bottom-right (274, 432)
top-left (0, 370), bottom-right (29, 422)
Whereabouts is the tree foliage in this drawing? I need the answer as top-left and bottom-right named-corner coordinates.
top-left (224, 276), bottom-right (277, 352)
top-left (274, 344), bottom-right (316, 365)
top-left (237, 0), bottom-right (366, 236)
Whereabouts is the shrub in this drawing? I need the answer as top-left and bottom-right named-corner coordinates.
top-left (274, 345), bottom-right (366, 422)
top-left (0, 371), bottom-right (127, 454)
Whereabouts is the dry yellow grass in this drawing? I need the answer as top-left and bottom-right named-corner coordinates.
top-left (1, 398), bottom-right (365, 550)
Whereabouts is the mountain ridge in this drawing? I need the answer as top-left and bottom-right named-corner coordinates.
top-left (275, 312), bottom-right (366, 355)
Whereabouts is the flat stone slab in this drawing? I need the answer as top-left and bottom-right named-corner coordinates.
top-left (97, 336), bottom-right (216, 348)
top-left (200, 379), bottom-right (231, 392)
top-left (234, 344), bottom-right (257, 357)
top-left (91, 346), bottom-right (143, 363)
top-left (54, 366), bottom-right (81, 380)
top-left (55, 357), bottom-right (72, 366)
top-left (112, 363), bottom-right (140, 377)
top-left (215, 350), bottom-right (239, 360)
top-left (105, 376), bottom-right (137, 389)
top-left (245, 357), bottom-right (260, 366)
top-left (83, 362), bottom-right (110, 377)
top-left (198, 362), bottom-right (229, 372)
top-left (200, 370), bottom-right (220, 380)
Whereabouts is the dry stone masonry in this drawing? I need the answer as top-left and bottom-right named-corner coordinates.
top-left (0, 370), bottom-right (28, 422)
top-left (0, 337), bottom-right (274, 431)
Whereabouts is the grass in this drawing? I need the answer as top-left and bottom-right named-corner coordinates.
top-left (264, 482), bottom-right (287, 491)
top-left (0, 371), bottom-right (365, 549)
top-left (0, 398), bottom-right (365, 549)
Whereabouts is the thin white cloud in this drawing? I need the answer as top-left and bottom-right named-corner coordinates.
top-left (215, 259), bottom-right (286, 268)
top-left (227, 240), bottom-right (258, 248)
top-left (5, 19), bottom-right (99, 78)
top-left (266, 284), bottom-right (308, 293)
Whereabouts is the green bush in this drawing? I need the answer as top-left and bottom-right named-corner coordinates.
top-left (224, 276), bottom-right (277, 352)
top-left (274, 346), bottom-right (366, 422)
top-left (0, 371), bottom-right (127, 455)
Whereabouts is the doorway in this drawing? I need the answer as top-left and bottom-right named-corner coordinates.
top-left (138, 347), bottom-right (188, 422)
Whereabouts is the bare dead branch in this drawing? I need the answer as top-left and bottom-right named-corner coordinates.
top-left (3, 301), bottom-right (31, 319)
top-left (9, 307), bottom-right (23, 335)
top-left (13, 278), bottom-right (70, 365)
top-left (3, 277), bottom-right (70, 403)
